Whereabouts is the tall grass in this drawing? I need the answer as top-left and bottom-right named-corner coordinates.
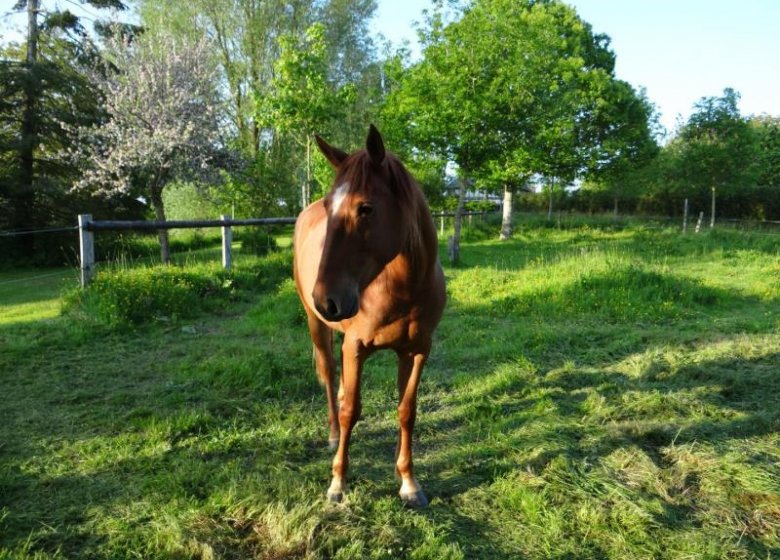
top-left (62, 251), bottom-right (291, 328)
top-left (1, 221), bottom-right (779, 559)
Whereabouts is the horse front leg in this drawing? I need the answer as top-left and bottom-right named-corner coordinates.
top-left (306, 314), bottom-right (339, 448)
top-left (327, 337), bottom-right (365, 502)
top-left (396, 348), bottom-right (429, 508)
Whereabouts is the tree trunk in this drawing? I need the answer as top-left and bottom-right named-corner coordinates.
top-left (547, 177), bottom-right (555, 220)
top-left (302, 136), bottom-right (312, 210)
top-left (13, 0), bottom-right (39, 257)
top-left (150, 186), bottom-right (171, 264)
top-left (710, 186), bottom-right (716, 228)
top-left (499, 184), bottom-right (513, 240)
top-left (613, 195), bottom-right (619, 217)
top-left (449, 177), bottom-right (467, 264)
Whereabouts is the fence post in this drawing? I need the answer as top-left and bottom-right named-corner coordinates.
top-left (221, 214), bottom-right (232, 270)
top-left (683, 198), bottom-right (689, 234)
top-left (78, 214), bottom-right (94, 287)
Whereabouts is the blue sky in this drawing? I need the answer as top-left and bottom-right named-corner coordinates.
top-left (370, 0), bottom-right (780, 134)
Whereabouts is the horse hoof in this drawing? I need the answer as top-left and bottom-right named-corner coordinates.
top-left (327, 490), bottom-right (344, 503)
top-left (400, 490), bottom-right (429, 509)
top-left (328, 438), bottom-right (339, 451)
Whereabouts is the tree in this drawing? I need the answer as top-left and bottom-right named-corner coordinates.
top-left (0, 0), bottom-right (135, 259)
top-left (139, 0), bottom-right (381, 217)
top-left (667, 88), bottom-right (757, 221)
top-left (66, 31), bottom-right (235, 263)
top-left (749, 115), bottom-right (780, 218)
top-left (754, 116), bottom-right (780, 185)
top-left (580, 82), bottom-right (660, 215)
top-left (383, 0), bottom-right (625, 247)
top-left (257, 23), bottom-right (350, 210)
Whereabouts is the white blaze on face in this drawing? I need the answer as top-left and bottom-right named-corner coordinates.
top-left (330, 182), bottom-right (349, 217)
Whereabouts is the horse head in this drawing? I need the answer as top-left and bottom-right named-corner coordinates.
top-left (312, 125), bottom-right (407, 322)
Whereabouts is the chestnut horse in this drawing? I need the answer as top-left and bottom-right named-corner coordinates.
top-left (293, 125), bottom-right (446, 507)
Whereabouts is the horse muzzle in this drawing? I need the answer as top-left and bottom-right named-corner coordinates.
top-left (312, 283), bottom-right (359, 322)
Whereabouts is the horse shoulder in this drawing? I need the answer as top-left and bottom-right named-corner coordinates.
top-left (294, 201), bottom-right (328, 319)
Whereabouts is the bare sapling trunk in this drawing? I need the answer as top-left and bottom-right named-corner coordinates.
top-left (14, 0), bottom-right (39, 257)
top-left (449, 177), bottom-right (467, 264)
top-left (303, 136), bottom-right (312, 210)
top-left (710, 186), bottom-right (716, 228)
top-left (150, 186), bottom-right (171, 264)
top-left (500, 184), bottom-right (513, 240)
top-left (547, 177), bottom-right (555, 220)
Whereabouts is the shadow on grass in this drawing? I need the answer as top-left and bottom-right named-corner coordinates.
top-left (2, 239), bottom-right (780, 558)
top-left (449, 226), bottom-right (780, 273)
top-left (341, 343), bottom-right (780, 558)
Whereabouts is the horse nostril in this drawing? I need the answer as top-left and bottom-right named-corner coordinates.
top-left (326, 297), bottom-right (339, 317)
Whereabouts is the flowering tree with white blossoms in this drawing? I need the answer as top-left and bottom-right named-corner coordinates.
top-left (67, 30), bottom-right (232, 263)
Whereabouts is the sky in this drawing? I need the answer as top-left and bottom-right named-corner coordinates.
top-left (369, 0), bottom-right (780, 135)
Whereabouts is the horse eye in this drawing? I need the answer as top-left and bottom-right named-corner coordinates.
top-left (357, 203), bottom-right (374, 218)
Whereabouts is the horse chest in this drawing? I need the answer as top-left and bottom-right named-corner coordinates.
top-left (363, 315), bottom-right (418, 350)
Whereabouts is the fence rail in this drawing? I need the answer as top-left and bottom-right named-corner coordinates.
top-left (70, 209), bottom-right (780, 288)
top-left (75, 212), bottom-right (491, 287)
top-left (85, 217), bottom-right (297, 231)
top-left (77, 214), bottom-right (297, 287)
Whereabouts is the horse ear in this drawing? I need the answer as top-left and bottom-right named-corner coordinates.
top-left (315, 134), bottom-right (348, 169)
top-left (366, 124), bottom-right (385, 166)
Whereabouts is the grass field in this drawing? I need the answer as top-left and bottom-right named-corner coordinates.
top-left (1, 220), bottom-right (779, 559)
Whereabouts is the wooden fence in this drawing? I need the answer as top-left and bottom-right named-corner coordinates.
top-left (77, 214), bottom-right (297, 287)
top-left (76, 211), bottom-right (494, 287)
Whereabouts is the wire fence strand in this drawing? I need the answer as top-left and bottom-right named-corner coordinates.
top-left (0, 226), bottom-right (78, 237)
top-left (0, 270), bottom-right (74, 286)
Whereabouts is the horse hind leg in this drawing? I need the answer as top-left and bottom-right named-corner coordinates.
top-left (306, 313), bottom-right (339, 449)
top-left (395, 349), bottom-right (429, 508)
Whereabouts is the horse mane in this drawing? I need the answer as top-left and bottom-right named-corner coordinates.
top-left (337, 150), bottom-right (435, 274)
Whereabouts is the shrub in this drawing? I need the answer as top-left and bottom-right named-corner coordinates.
top-left (63, 251), bottom-right (292, 327)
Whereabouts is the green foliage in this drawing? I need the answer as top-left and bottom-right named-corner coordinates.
top-left (580, 84), bottom-right (660, 213)
top-left (0, 8), bottom-right (144, 264)
top-left (63, 250), bottom-right (291, 327)
top-left (384, 0), bottom-right (621, 188)
top-left (257, 24), bottom-right (340, 137)
top-left (465, 199), bottom-right (498, 213)
top-left (677, 88), bottom-right (758, 196)
top-left (63, 266), bottom-right (224, 326)
top-left (161, 182), bottom-right (226, 221)
top-left (256, 22), bottom-right (374, 209)
top-left (637, 89), bottom-right (762, 218)
top-left (753, 115), bottom-right (780, 188)
top-left (140, 0), bottom-right (381, 215)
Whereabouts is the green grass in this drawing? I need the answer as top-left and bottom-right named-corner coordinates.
top-left (0, 268), bottom-right (77, 326)
top-left (1, 221), bottom-right (779, 559)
